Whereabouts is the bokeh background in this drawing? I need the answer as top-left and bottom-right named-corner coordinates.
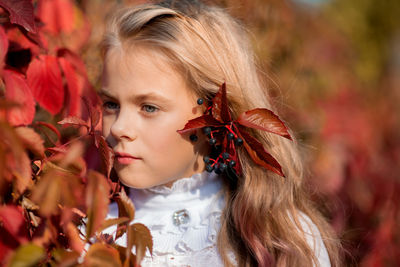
top-left (2, 0), bottom-right (398, 265)
top-left (81, 0), bottom-right (399, 265)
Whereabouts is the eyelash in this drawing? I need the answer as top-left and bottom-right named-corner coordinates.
top-left (141, 104), bottom-right (159, 114)
top-left (102, 101), bottom-right (119, 111)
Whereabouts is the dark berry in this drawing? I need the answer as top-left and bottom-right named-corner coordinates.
top-left (219, 163), bottom-right (227, 171)
top-left (189, 134), bottom-right (198, 142)
top-left (235, 138), bottom-right (243, 146)
top-left (206, 164), bottom-right (214, 172)
top-left (227, 132), bottom-right (234, 140)
top-left (229, 160), bottom-right (236, 167)
top-left (197, 98), bottom-right (204, 105)
top-left (203, 156), bottom-right (210, 163)
top-left (203, 127), bottom-right (211, 135)
top-left (209, 138), bottom-right (217, 145)
top-left (222, 152), bottom-right (230, 160)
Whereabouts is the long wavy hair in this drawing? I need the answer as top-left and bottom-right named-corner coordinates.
top-left (101, 0), bottom-right (341, 266)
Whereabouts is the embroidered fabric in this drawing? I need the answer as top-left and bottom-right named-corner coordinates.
top-left (105, 171), bottom-right (227, 267)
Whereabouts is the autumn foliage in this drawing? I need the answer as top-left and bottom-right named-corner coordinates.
top-left (0, 0), bottom-right (152, 266)
top-left (1, 0), bottom-right (399, 266)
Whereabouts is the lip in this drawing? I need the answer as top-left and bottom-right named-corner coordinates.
top-left (114, 152), bottom-right (141, 165)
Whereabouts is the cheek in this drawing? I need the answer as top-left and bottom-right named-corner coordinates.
top-left (102, 116), bottom-right (113, 137)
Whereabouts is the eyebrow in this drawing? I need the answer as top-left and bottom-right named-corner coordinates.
top-left (98, 88), bottom-right (173, 105)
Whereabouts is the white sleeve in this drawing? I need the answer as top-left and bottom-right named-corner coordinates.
top-left (299, 213), bottom-right (331, 267)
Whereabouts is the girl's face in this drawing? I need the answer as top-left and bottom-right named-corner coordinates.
top-left (100, 46), bottom-right (207, 188)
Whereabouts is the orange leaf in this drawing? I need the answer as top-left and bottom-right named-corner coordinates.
top-left (84, 243), bottom-right (122, 267)
top-left (127, 223), bottom-right (153, 265)
top-left (85, 170), bottom-right (111, 239)
top-left (15, 126), bottom-right (45, 158)
top-left (114, 188), bottom-right (135, 239)
top-left (3, 69), bottom-right (36, 126)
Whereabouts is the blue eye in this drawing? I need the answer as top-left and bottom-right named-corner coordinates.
top-left (103, 101), bottom-right (119, 110)
top-left (142, 105), bottom-right (158, 113)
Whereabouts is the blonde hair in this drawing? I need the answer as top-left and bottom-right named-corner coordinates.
top-left (101, 1), bottom-right (341, 266)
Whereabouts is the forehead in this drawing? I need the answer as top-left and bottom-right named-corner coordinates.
top-left (102, 45), bottom-right (192, 98)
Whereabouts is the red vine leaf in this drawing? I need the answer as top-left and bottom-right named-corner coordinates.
top-left (27, 55), bottom-right (64, 115)
top-left (64, 222), bottom-right (84, 253)
top-left (211, 82), bottom-right (232, 123)
top-left (0, 0), bottom-right (37, 33)
top-left (15, 126), bottom-right (45, 158)
top-left (0, 26), bottom-right (8, 72)
top-left (3, 69), bottom-right (36, 126)
top-left (177, 115), bottom-right (222, 134)
top-left (114, 188), bottom-right (135, 239)
top-left (34, 121), bottom-right (61, 142)
top-left (236, 108), bottom-right (292, 140)
top-left (127, 223), bottom-right (153, 265)
top-left (0, 205), bottom-right (29, 260)
top-left (84, 243), bottom-right (122, 267)
top-left (36, 0), bottom-right (75, 35)
top-left (85, 170), bottom-right (110, 239)
top-left (98, 217), bottom-right (130, 234)
top-left (94, 133), bottom-right (114, 179)
top-left (237, 130), bottom-right (285, 177)
top-left (58, 116), bottom-right (89, 130)
top-left (58, 57), bottom-right (81, 116)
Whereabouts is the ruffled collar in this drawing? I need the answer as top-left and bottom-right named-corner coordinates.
top-left (144, 171), bottom-right (220, 194)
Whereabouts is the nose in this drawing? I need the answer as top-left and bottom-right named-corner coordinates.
top-left (110, 111), bottom-right (137, 142)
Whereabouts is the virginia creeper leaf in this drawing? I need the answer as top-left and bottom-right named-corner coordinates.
top-left (127, 223), bottom-right (153, 265)
top-left (58, 57), bottom-right (81, 116)
top-left (212, 82), bottom-right (231, 123)
top-left (64, 222), bottom-right (84, 253)
top-left (98, 217), bottom-right (130, 234)
top-left (15, 127), bottom-right (45, 158)
top-left (84, 243), bottom-right (122, 267)
top-left (114, 188), bottom-right (135, 239)
top-left (37, 0), bottom-right (75, 35)
top-left (0, 205), bottom-right (29, 251)
top-left (94, 133), bottom-right (114, 179)
top-left (236, 108), bottom-right (292, 140)
top-left (238, 130), bottom-right (285, 177)
top-left (85, 170), bottom-right (111, 239)
top-left (27, 55), bottom-right (64, 115)
top-left (58, 116), bottom-right (89, 129)
top-left (177, 115), bottom-right (222, 134)
top-left (0, 0), bottom-right (37, 33)
top-left (3, 69), bottom-right (36, 126)
top-left (0, 26), bottom-right (8, 72)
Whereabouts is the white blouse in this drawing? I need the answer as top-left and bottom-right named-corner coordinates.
top-left (105, 171), bottom-right (331, 267)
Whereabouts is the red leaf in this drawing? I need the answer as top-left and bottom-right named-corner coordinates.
top-left (37, 0), bottom-right (75, 35)
top-left (0, 26), bottom-right (8, 72)
top-left (0, 0), bottom-right (37, 33)
top-left (114, 188), bottom-right (135, 239)
top-left (0, 205), bottom-right (29, 260)
top-left (177, 115), bottom-right (222, 134)
top-left (85, 170), bottom-right (111, 239)
top-left (58, 116), bottom-right (89, 129)
top-left (236, 108), bottom-right (292, 140)
top-left (237, 129), bottom-right (285, 177)
top-left (27, 55), bottom-right (64, 115)
top-left (3, 69), bottom-right (35, 126)
top-left (127, 223), bottom-right (153, 265)
top-left (57, 48), bottom-right (88, 76)
top-left (58, 57), bottom-right (81, 116)
top-left (212, 82), bottom-right (231, 123)
top-left (15, 126), bottom-right (45, 158)
top-left (94, 133), bottom-right (114, 179)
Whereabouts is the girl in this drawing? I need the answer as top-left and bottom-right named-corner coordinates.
top-left (100, 0), bottom-right (341, 266)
